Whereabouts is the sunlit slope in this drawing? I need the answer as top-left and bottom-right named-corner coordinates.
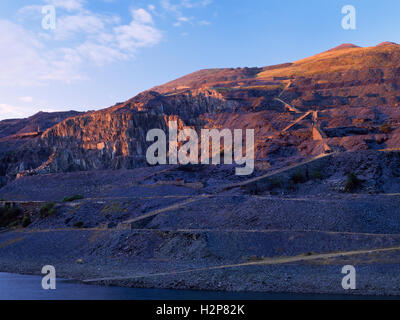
top-left (257, 43), bottom-right (400, 79)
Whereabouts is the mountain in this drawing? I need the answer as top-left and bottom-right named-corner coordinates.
top-left (1, 42), bottom-right (400, 186)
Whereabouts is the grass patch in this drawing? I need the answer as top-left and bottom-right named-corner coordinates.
top-left (40, 202), bottom-right (56, 218)
top-left (101, 202), bottom-right (127, 214)
top-left (62, 194), bottom-right (84, 202)
top-left (242, 84), bottom-right (285, 91)
top-left (257, 45), bottom-right (399, 78)
top-left (213, 87), bottom-right (232, 94)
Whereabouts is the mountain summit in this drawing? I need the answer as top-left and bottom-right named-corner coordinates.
top-left (325, 43), bottom-right (361, 52)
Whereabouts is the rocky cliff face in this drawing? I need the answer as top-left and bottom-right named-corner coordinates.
top-left (2, 42), bottom-right (400, 184)
top-left (10, 90), bottom-right (239, 178)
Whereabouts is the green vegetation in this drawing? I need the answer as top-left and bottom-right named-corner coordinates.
top-left (379, 123), bottom-right (393, 134)
top-left (344, 173), bottom-right (361, 192)
top-left (312, 170), bottom-right (323, 180)
top-left (101, 202), bottom-right (128, 214)
top-left (62, 194), bottom-right (84, 202)
top-left (73, 221), bottom-right (84, 228)
top-left (213, 87), bottom-right (232, 94)
top-left (40, 202), bottom-right (56, 218)
top-left (21, 215), bottom-right (31, 228)
top-left (291, 170), bottom-right (307, 184)
top-left (243, 84), bottom-right (286, 91)
top-left (7, 221), bottom-right (19, 229)
top-left (0, 205), bottom-right (21, 228)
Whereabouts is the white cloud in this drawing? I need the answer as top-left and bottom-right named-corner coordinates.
top-left (181, 0), bottom-right (212, 8)
top-left (160, 0), bottom-right (212, 27)
top-left (54, 14), bottom-right (107, 39)
top-left (132, 8), bottom-right (154, 24)
top-left (161, 0), bottom-right (212, 11)
top-left (44, 0), bottom-right (84, 12)
top-left (198, 20), bottom-right (210, 26)
top-left (0, 19), bottom-right (84, 86)
top-left (1, 4), bottom-right (162, 86)
top-left (76, 42), bottom-right (128, 66)
top-left (115, 9), bottom-right (162, 50)
top-left (19, 96), bottom-right (34, 103)
top-left (160, 0), bottom-right (180, 14)
top-left (173, 16), bottom-right (190, 26)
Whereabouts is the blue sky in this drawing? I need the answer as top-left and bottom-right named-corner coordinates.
top-left (0, 0), bottom-right (399, 120)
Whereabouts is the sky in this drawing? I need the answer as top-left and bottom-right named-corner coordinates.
top-left (0, 0), bottom-right (400, 120)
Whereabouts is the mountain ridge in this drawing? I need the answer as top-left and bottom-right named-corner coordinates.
top-left (1, 42), bottom-right (400, 186)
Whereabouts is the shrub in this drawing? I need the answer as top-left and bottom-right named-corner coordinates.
top-left (312, 170), bottom-right (323, 180)
top-left (62, 194), bottom-right (84, 202)
top-left (21, 215), bottom-right (31, 228)
top-left (7, 221), bottom-right (19, 229)
top-left (0, 206), bottom-right (21, 228)
top-left (379, 123), bottom-right (392, 134)
top-left (40, 202), bottom-right (56, 218)
top-left (73, 221), bottom-right (84, 228)
top-left (291, 170), bottom-right (307, 184)
top-left (344, 173), bottom-right (361, 192)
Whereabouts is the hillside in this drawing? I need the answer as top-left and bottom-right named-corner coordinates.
top-left (1, 42), bottom-right (400, 186)
top-left (2, 42), bottom-right (400, 296)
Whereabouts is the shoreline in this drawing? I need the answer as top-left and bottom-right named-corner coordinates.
top-left (1, 271), bottom-right (400, 300)
top-left (1, 255), bottom-right (399, 297)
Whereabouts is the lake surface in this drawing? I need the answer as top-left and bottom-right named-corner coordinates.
top-left (0, 273), bottom-right (397, 300)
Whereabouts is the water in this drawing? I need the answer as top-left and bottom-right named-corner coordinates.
top-left (0, 273), bottom-right (397, 300)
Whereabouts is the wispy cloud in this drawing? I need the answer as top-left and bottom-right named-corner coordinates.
top-left (19, 96), bottom-right (34, 103)
top-left (2, 2), bottom-right (163, 86)
top-left (44, 0), bottom-right (85, 12)
top-left (0, 103), bottom-right (30, 120)
top-left (160, 0), bottom-right (212, 27)
top-left (0, 0), bottom-right (215, 120)
top-left (181, 0), bottom-right (212, 8)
